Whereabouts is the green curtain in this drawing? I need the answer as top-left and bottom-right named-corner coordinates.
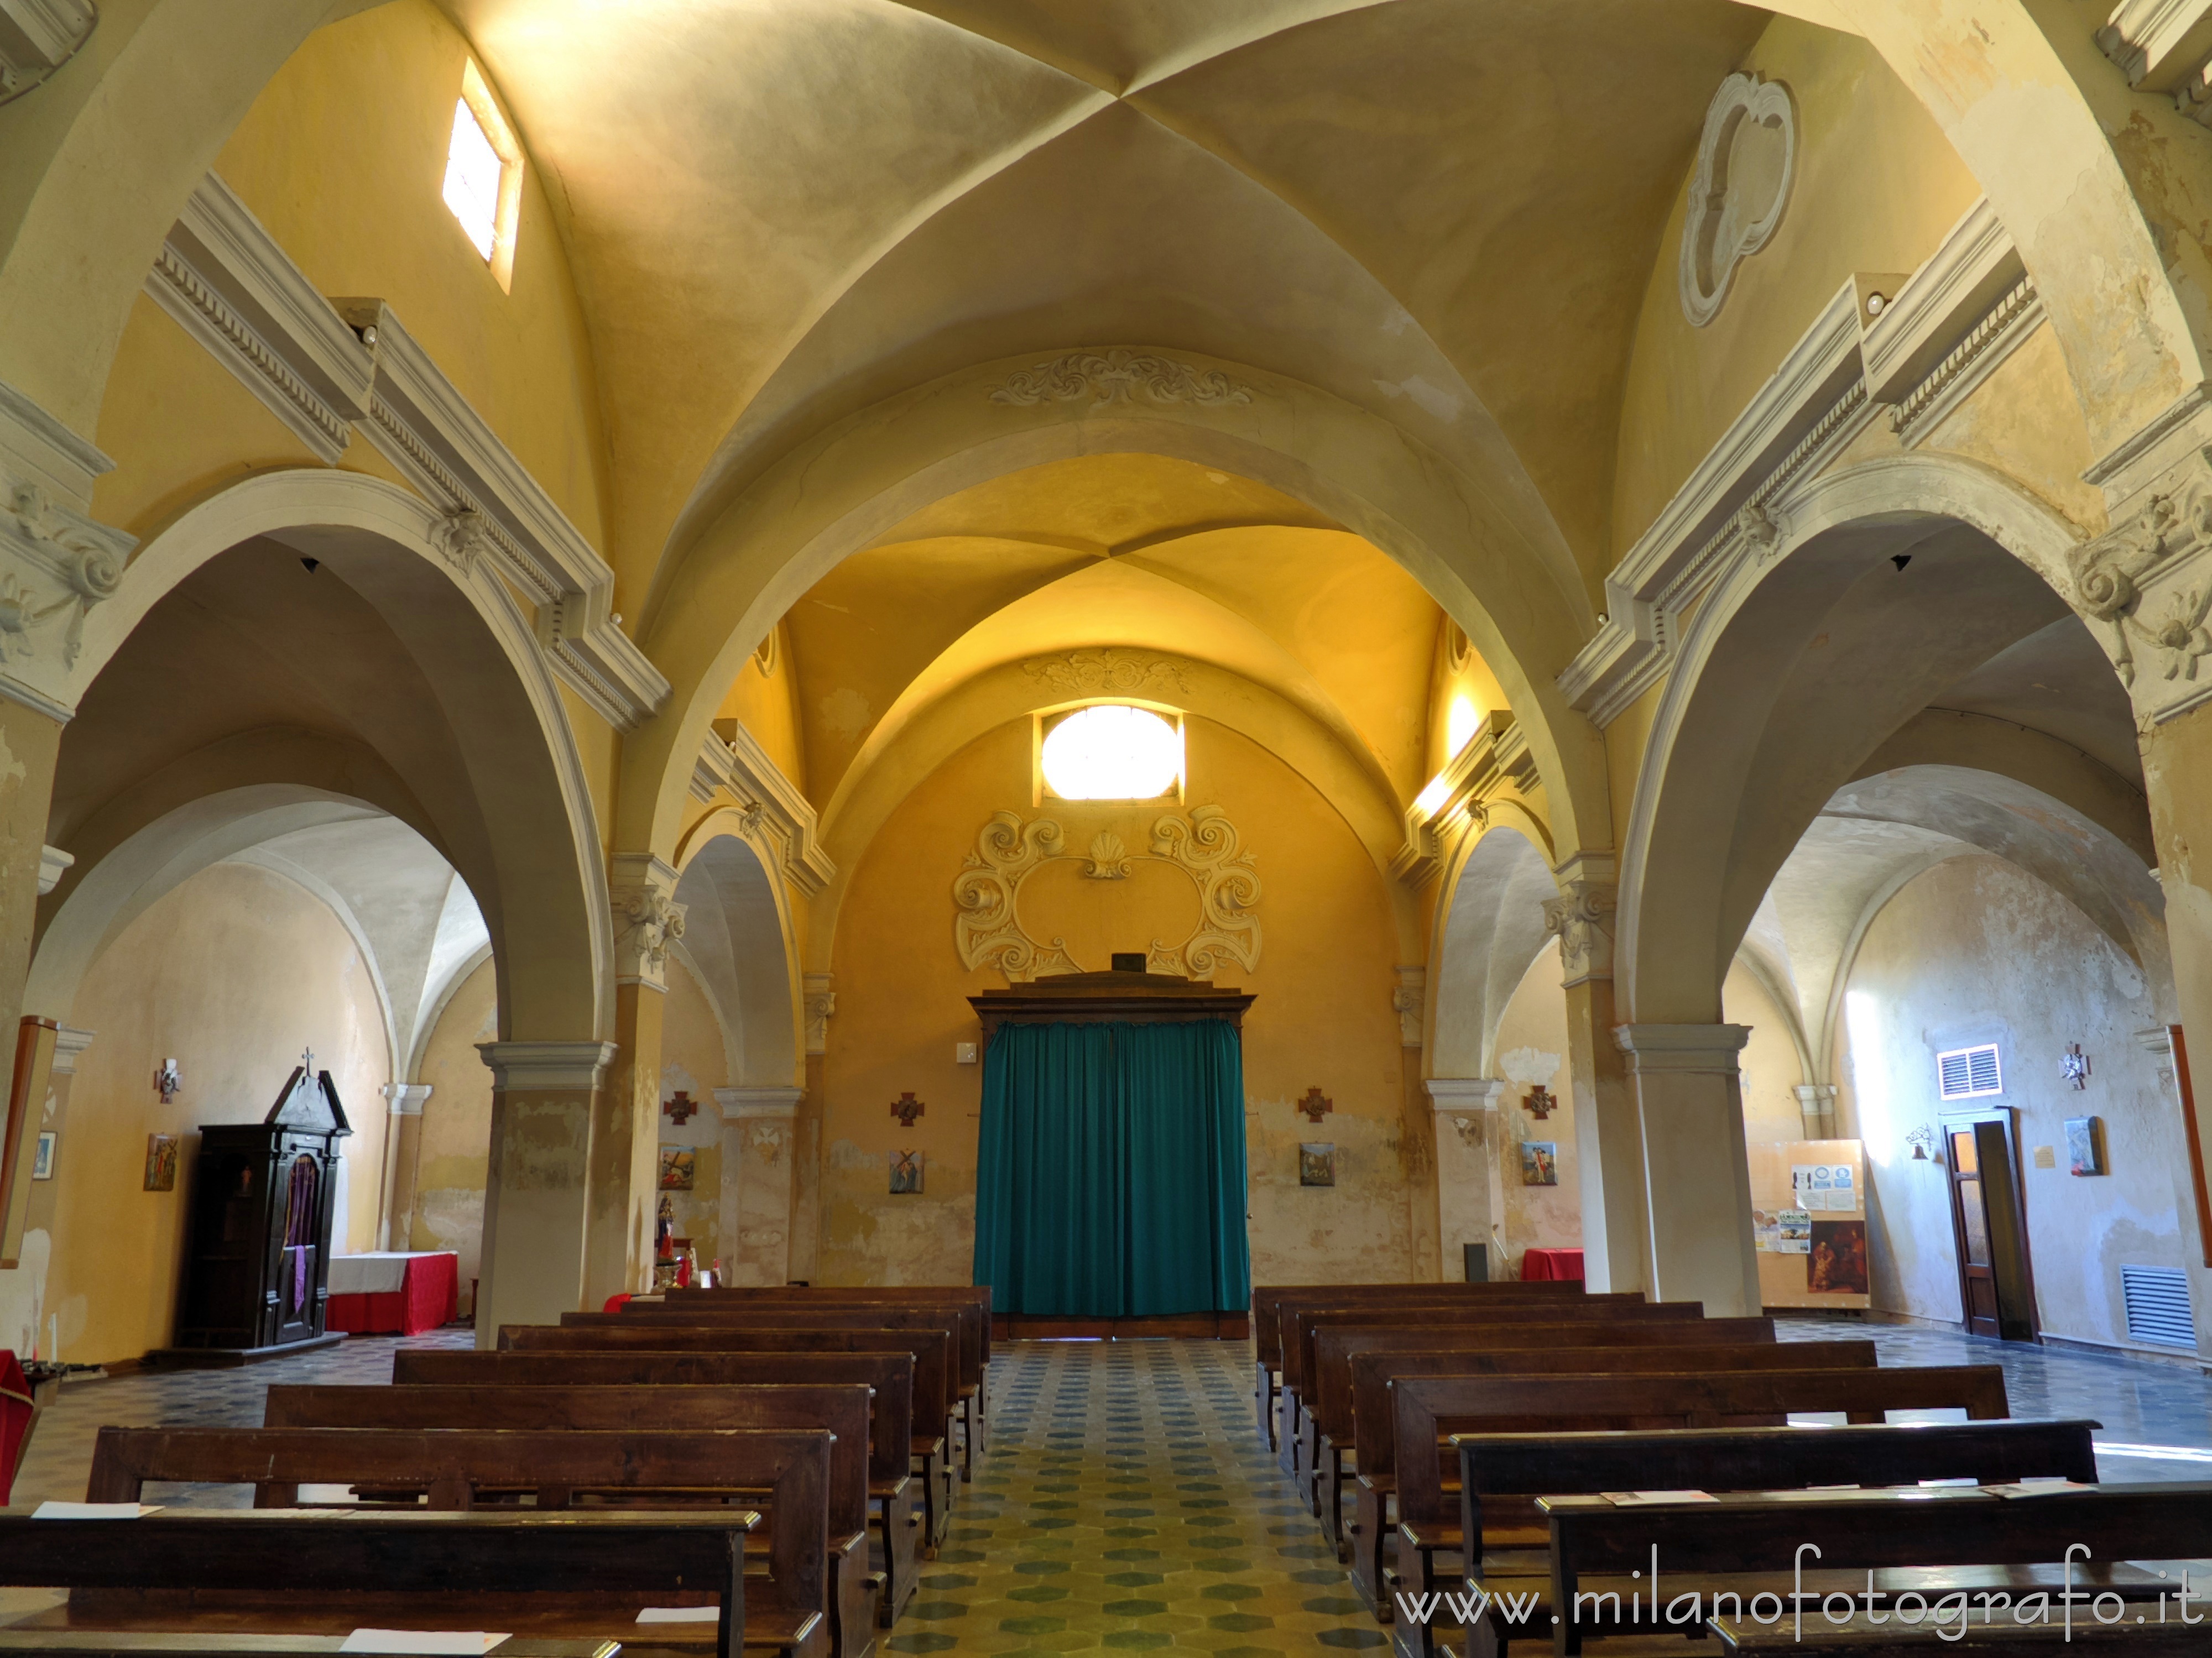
top-left (972, 1019), bottom-right (1251, 1316)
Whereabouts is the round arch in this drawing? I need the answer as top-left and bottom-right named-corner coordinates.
top-left (622, 348), bottom-right (1609, 876)
top-left (51, 467), bottom-right (612, 1041)
top-left (672, 814), bottom-right (804, 1090)
top-left (1426, 812), bottom-right (1558, 1079)
top-left (1618, 451), bottom-right (2100, 1023)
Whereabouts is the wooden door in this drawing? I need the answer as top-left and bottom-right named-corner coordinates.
top-left (1947, 1118), bottom-right (2038, 1342)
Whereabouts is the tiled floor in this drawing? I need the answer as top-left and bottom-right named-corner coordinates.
top-left (5, 1316), bottom-right (2211, 1652)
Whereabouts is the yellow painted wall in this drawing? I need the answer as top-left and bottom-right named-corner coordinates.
top-left (1610, 17), bottom-right (1983, 556)
top-left (1488, 938), bottom-right (1582, 1271)
top-left (407, 956), bottom-right (496, 1300)
top-left (1726, 961), bottom-right (1809, 1142)
top-left (38, 862), bottom-right (390, 1364)
top-left (714, 620), bottom-right (809, 799)
top-left (816, 714), bottom-right (1414, 1288)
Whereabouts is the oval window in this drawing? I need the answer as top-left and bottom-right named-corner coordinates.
top-left (1041, 705), bottom-right (1181, 801)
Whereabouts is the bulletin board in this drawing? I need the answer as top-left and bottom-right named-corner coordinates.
top-left (1747, 1138), bottom-right (1869, 1310)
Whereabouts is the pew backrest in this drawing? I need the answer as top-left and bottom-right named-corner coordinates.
top-left (661, 1286), bottom-right (993, 1364)
top-left (377, 1353), bottom-right (912, 1484)
top-left (1283, 1299), bottom-right (1707, 1396)
top-left (590, 1305), bottom-right (977, 1395)
top-left (1251, 1282), bottom-right (1590, 1370)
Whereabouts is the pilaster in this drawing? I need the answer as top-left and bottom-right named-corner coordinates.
top-left (474, 1039), bottom-right (614, 1345)
top-left (1426, 1078), bottom-right (1506, 1282)
top-left (377, 1083), bottom-right (431, 1252)
top-left (1614, 1022), bottom-right (1760, 1315)
top-left (716, 1086), bottom-right (804, 1286)
top-left (803, 973), bottom-right (836, 1056)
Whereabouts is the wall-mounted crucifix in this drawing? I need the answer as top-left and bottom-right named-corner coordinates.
top-left (1297, 1087), bottom-right (1333, 1124)
top-left (891, 1092), bottom-right (926, 1128)
top-left (1524, 1085), bottom-right (1555, 1120)
top-left (662, 1090), bottom-right (700, 1126)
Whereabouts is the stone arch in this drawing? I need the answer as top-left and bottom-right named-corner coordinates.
top-left (50, 467), bottom-right (611, 1043)
top-left (1427, 817), bottom-right (1558, 1079)
top-left (1618, 452), bottom-right (2096, 1023)
top-left (671, 818), bottom-right (803, 1090)
top-left (621, 349), bottom-right (1609, 877)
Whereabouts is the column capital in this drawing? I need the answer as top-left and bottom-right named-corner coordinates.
top-left (1544, 856), bottom-right (1618, 987)
top-left (611, 852), bottom-right (686, 992)
top-left (1613, 1023), bottom-right (1751, 1074)
top-left (1392, 965), bottom-right (1426, 1048)
top-left (716, 1085), bottom-right (803, 1121)
top-left (382, 1082), bottom-right (433, 1116)
top-left (1425, 1076), bottom-right (1506, 1113)
top-left (803, 972), bottom-right (835, 1056)
top-left (50, 1024), bottom-right (93, 1075)
top-left (476, 1039), bottom-right (617, 1091)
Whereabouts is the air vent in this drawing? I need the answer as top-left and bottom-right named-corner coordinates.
top-left (2120, 1264), bottom-right (2197, 1349)
top-left (1937, 1044), bottom-right (2002, 1100)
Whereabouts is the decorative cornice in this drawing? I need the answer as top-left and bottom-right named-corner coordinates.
top-left (0, 0), bottom-right (97, 106)
top-left (2099, 0), bottom-right (2212, 121)
top-left (989, 348), bottom-right (1252, 409)
top-left (1425, 1077), bottom-right (1505, 1112)
top-left (1562, 196), bottom-right (2042, 728)
top-left (1391, 711), bottom-right (1540, 886)
top-left (0, 378), bottom-right (111, 506)
top-left (476, 1039), bottom-right (618, 1092)
top-left (1613, 1023), bottom-right (1752, 1075)
top-left (690, 718), bottom-right (836, 896)
top-left (49, 1025), bottom-right (94, 1076)
top-left (142, 175), bottom-right (373, 464)
top-left (610, 852), bottom-right (686, 993)
top-left (714, 1085), bottom-right (804, 1121)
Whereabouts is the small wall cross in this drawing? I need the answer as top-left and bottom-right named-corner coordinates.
top-left (662, 1090), bottom-right (700, 1126)
top-left (891, 1092), bottom-right (926, 1127)
top-left (1524, 1085), bottom-right (1556, 1120)
top-left (2061, 1044), bottom-right (2090, 1090)
top-left (1297, 1087), bottom-right (1333, 1124)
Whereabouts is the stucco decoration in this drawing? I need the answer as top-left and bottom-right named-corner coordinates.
top-left (1021, 648), bottom-right (1192, 702)
top-left (0, 478), bottom-right (129, 672)
top-left (954, 806), bottom-right (1262, 982)
top-left (1542, 878), bottom-right (1618, 986)
top-left (990, 349), bottom-right (1252, 409)
top-left (1679, 73), bottom-right (1795, 328)
top-left (611, 853), bottom-right (686, 992)
top-left (2073, 450), bottom-right (2212, 698)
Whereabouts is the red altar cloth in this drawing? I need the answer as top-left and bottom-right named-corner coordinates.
top-left (1, 1350), bottom-right (34, 1507)
top-left (1520, 1246), bottom-right (1585, 1282)
top-left (325, 1252), bottom-right (459, 1336)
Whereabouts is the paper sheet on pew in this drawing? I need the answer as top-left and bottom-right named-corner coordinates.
top-left (1601, 1491), bottom-right (1719, 1506)
top-left (340, 1631), bottom-right (508, 1654)
top-left (635, 1609), bottom-right (721, 1624)
top-left (31, 1501), bottom-right (161, 1518)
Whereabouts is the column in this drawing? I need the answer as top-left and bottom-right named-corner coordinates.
top-left (1426, 1078), bottom-right (1505, 1281)
top-left (474, 1039), bottom-right (615, 1346)
top-left (789, 972), bottom-right (836, 1284)
top-left (1395, 965), bottom-right (1438, 1279)
top-left (2133, 1026), bottom-right (2212, 1360)
top-left (1613, 1023), bottom-right (1761, 1314)
top-left (1545, 855), bottom-right (1645, 1294)
top-left (598, 854), bottom-right (685, 1309)
top-left (377, 1082), bottom-right (431, 1252)
top-left (714, 1086), bottom-right (804, 1285)
top-left (1792, 1084), bottom-right (1838, 1138)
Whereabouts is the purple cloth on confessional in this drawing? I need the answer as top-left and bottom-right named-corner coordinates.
top-left (285, 1157), bottom-right (318, 1315)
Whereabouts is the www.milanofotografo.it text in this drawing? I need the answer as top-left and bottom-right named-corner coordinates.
top-left (1393, 1546), bottom-right (2205, 1642)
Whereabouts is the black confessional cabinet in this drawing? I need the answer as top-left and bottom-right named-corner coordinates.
top-left (171, 1064), bottom-right (351, 1354)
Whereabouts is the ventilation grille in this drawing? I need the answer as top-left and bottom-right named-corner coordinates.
top-left (1937, 1044), bottom-right (2002, 1100)
top-left (2120, 1264), bottom-right (2197, 1349)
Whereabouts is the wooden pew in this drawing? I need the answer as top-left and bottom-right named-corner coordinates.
top-left (1541, 1481), bottom-right (2212, 1657)
top-left (589, 1305), bottom-right (983, 1480)
top-left (1312, 1330), bottom-right (1852, 1558)
top-left (1250, 1283), bottom-right (1590, 1449)
top-left (0, 1509), bottom-right (758, 1658)
top-left (1375, 1366), bottom-right (2012, 1646)
top-left (655, 1290), bottom-right (992, 1470)
top-left (239, 1389), bottom-right (879, 1658)
top-left (375, 1355), bottom-right (921, 1619)
top-left (495, 1325), bottom-right (958, 1551)
top-left (1448, 1419), bottom-right (2103, 1658)
top-left (1277, 1299), bottom-right (1702, 1490)
top-left (0, 1637), bottom-right (613, 1658)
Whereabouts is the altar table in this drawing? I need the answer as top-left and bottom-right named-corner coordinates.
top-left (325, 1250), bottom-right (459, 1335)
top-left (1519, 1246), bottom-right (1585, 1282)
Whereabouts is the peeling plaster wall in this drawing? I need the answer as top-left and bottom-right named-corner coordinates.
top-left (407, 956), bottom-right (495, 1307)
top-left (1834, 855), bottom-right (2197, 1354)
top-left (658, 955), bottom-right (727, 1267)
top-left (1489, 938), bottom-right (1580, 1272)
top-left (32, 863), bottom-right (390, 1364)
top-left (818, 715), bottom-right (1412, 1290)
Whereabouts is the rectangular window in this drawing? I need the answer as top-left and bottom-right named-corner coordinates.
top-left (1936, 1043), bottom-right (2002, 1101)
top-left (441, 61), bottom-right (523, 291)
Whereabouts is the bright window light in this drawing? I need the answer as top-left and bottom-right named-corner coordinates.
top-left (1845, 990), bottom-right (1892, 1163)
top-left (1042, 706), bottom-right (1182, 801)
top-left (1446, 693), bottom-right (1482, 757)
top-left (442, 62), bottom-right (522, 290)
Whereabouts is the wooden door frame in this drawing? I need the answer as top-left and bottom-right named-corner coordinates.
top-left (1939, 1104), bottom-right (2040, 1343)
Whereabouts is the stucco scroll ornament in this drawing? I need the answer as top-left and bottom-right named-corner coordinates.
top-left (615, 882), bottom-right (687, 990)
top-left (1679, 73), bottom-right (1796, 327)
top-left (1022, 649), bottom-right (1192, 700)
top-left (990, 349), bottom-right (1253, 409)
top-left (436, 507), bottom-right (497, 573)
top-left (2070, 457), bottom-right (2212, 688)
top-left (0, 478), bottom-right (130, 669)
top-left (1147, 806), bottom-right (1261, 978)
top-left (1083, 833), bottom-right (1131, 880)
top-left (954, 811), bottom-right (1079, 981)
top-left (1735, 499), bottom-right (1788, 563)
top-left (1541, 880), bottom-right (1616, 985)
